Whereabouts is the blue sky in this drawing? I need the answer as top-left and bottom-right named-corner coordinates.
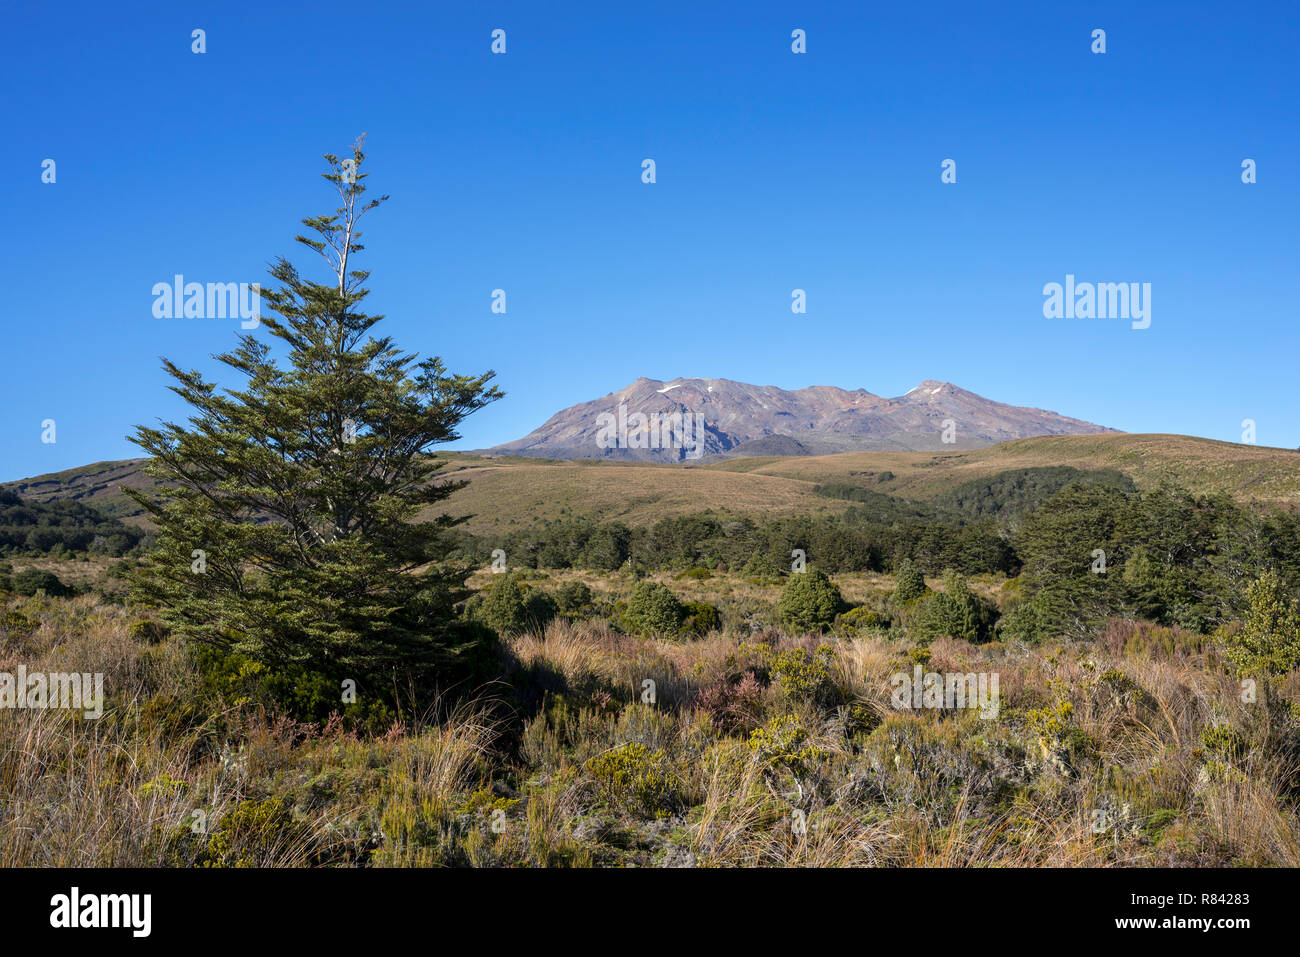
top-left (4, 0), bottom-right (1298, 481)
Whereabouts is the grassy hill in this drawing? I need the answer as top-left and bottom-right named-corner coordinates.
top-left (5, 434), bottom-right (1298, 537)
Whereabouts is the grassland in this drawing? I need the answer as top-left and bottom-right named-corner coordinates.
top-left (2, 566), bottom-right (1297, 867)
top-left (8, 434), bottom-right (1298, 538)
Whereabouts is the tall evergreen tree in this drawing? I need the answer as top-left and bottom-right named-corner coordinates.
top-left (126, 137), bottom-right (501, 684)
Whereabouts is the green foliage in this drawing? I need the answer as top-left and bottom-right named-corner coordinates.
top-left (128, 619), bottom-right (168, 644)
top-left (892, 558), bottom-right (927, 602)
top-left (466, 573), bottom-right (558, 636)
top-left (1, 608), bottom-right (40, 645)
top-left (171, 797), bottom-right (313, 867)
top-left (907, 572), bottom-right (996, 643)
top-left (681, 600), bottom-right (721, 636)
top-left (777, 568), bottom-right (845, 633)
top-left (584, 743), bottom-right (683, 818)
top-left (190, 643), bottom-right (397, 730)
top-left (0, 489), bottom-right (145, 557)
top-left (931, 466), bottom-right (1136, 520)
top-left (554, 580), bottom-right (594, 615)
top-left (1223, 571), bottom-right (1300, 680)
top-left (623, 581), bottom-right (684, 636)
top-left (772, 646), bottom-right (836, 706)
top-left (747, 714), bottom-right (825, 777)
top-left (740, 552), bottom-right (785, 583)
top-left (836, 605), bottom-right (890, 632)
top-left (125, 140), bottom-right (501, 688)
top-left (11, 568), bottom-right (70, 598)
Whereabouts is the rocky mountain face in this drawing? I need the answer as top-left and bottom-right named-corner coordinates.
top-left (485, 377), bottom-right (1118, 462)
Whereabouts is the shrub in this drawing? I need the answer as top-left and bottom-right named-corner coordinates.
top-left (554, 580), bottom-right (593, 615)
top-left (837, 605), bottom-right (890, 633)
top-left (740, 552), bottom-right (784, 583)
top-left (1, 609), bottom-right (40, 646)
top-left (623, 581), bottom-right (684, 636)
top-left (748, 714), bottom-right (825, 777)
top-left (129, 619), bottom-right (168, 644)
top-left (772, 646), bottom-right (837, 706)
top-left (675, 567), bottom-right (713, 581)
top-left (11, 568), bottom-right (70, 598)
top-left (892, 558), bottom-right (927, 602)
top-left (681, 600), bottom-right (721, 636)
top-left (695, 671), bottom-right (764, 733)
top-left (584, 743), bottom-right (683, 818)
top-left (467, 574), bottom-right (557, 637)
top-left (1223, 570), bottom-right (1300, 680)
top-left (777, 568), bottom-right (845, 633)
top-left (907, 572), bottom-right (996, 643)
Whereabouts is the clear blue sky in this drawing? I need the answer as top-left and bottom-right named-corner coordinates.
top-left (4, 0), bottom-right (1298, 481)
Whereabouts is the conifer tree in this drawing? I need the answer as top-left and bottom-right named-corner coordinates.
top-left (126, 137), bottom-right (501, 684)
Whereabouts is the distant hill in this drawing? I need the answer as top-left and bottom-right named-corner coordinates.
top-left (486, 376), bottom-right (1118, 462)
top-left (5, 433), bottom-right (1297, 538)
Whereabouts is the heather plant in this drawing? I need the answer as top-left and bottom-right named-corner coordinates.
top-left (695, 670), bottom-right (765, 733)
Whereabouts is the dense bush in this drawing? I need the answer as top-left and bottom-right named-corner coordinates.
top-left (466, 574), bottom-right (558, 637)
top-left (892, 558), bottom-right (927, 602)
top-left (11, 568), bottom-right (71, 597)
top-left (554, 580), bottom-right (594, 615)
top-left (777, 569), bottom-right (846, 633)
top-left (1224, 570), bottom-right (1300, 680)
top-left (681, 600), bottom-right (721, 636)
top-left (0, 490), bottom-right (145, 557)
top-left (623, 581), bottom-right (684, 636)
top-left (906, 572), bottom-right (996, 643)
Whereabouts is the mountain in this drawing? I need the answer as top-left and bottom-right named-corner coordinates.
top-left (484, 377), bottom-right (1118, 462)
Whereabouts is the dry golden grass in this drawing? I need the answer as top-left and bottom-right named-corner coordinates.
top-left (3, 576), bottom-right (1299, 868)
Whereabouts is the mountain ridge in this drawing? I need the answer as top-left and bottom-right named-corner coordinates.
top-left (485, 376), bottom-right (1119, 462)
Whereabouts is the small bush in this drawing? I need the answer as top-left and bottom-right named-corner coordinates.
top-left (554, 580), bottom-right (594, 615)
top-left (892, 559), bottom-right (927, 602)
top-left (584, 743), bottom-right (683, 818)
top-left (772, 646), bottom-right (837, 706)
top-left (681, 600), bottom-right (721, 636)
top-left (11, 569), bottom-right (70, 598)
top-left (695, 671), bottom-right (764, 733)
top-left (467, 573), bottom-right (558, 637)
top-left (837, 605), bottom-right (890, 633)
top-left (748, 714), bottom-right (826, 777)
top-left (129, 619), bottom-right (168, 644)
top-left (675, 567), bottom-right (713, 581)
top-left (777, 568), bottom-right (845, 633)
top-left (623, 581), bottom-right (684, 637)
top-left (907, 572), bottom-right (996, 643)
